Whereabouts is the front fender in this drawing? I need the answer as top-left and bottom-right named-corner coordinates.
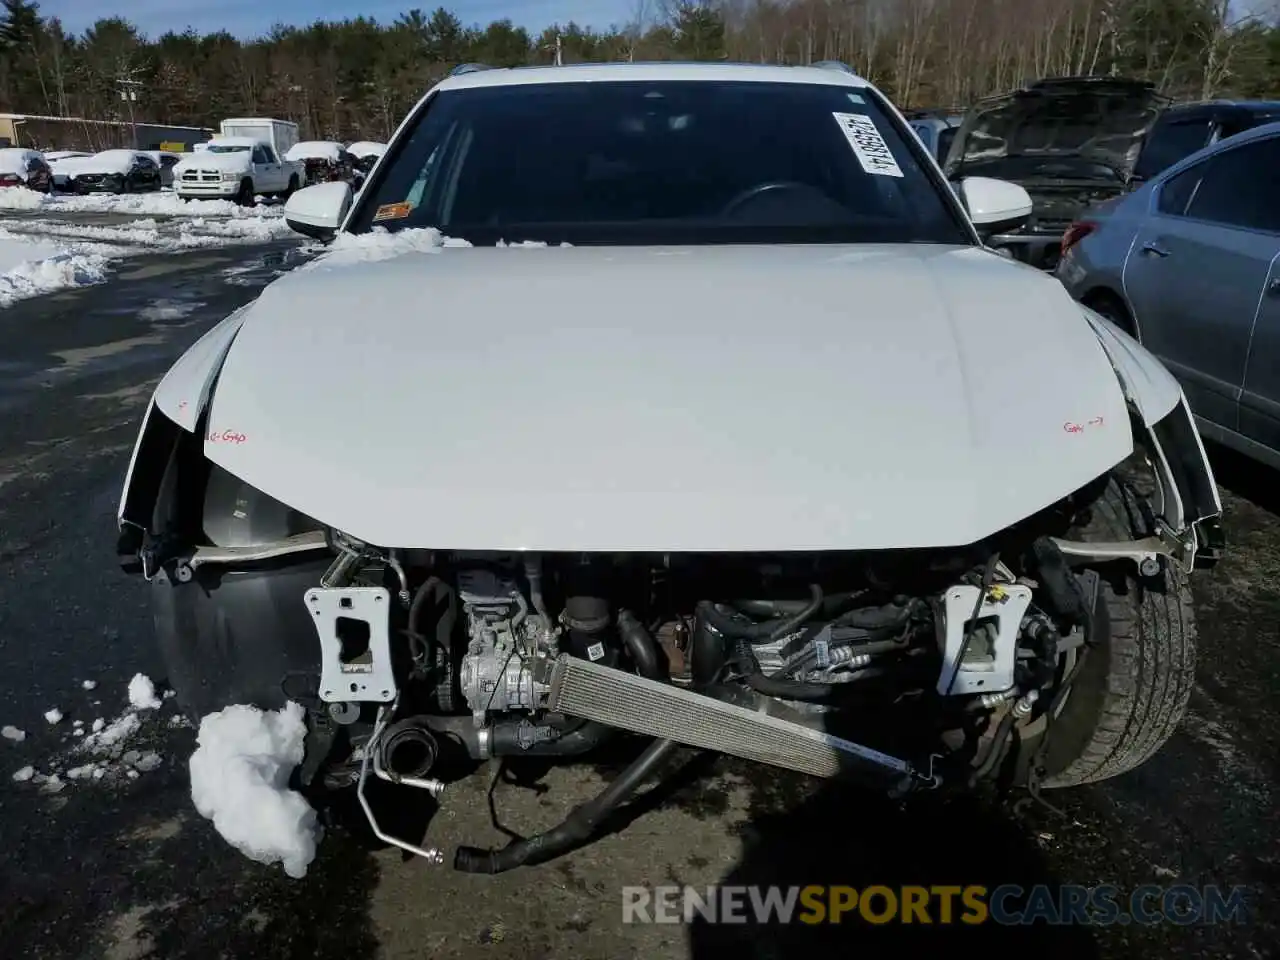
top-left (1082, 307), bottom-right (1224, 565)
top-left (153, 304), bottom-right (250, 432)
top-left (1082, 307), bottom-right (1181, 427)
top-left (118, 305), bottom-right (250, 539)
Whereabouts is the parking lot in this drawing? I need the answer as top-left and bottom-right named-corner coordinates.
top-left (0, 203), bottom-right (1275, 959)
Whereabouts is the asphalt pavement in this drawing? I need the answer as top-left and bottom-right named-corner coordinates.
top-left (0, 234), bottom-right (1276, 960)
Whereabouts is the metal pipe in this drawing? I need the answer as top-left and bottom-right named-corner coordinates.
top-left (356, 708), bottom-right (446, 863)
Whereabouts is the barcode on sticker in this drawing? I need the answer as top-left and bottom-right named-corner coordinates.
top-left (833, 113), bottom-right (903, 178)
top-left (587, 642), bottom-right (606, 661)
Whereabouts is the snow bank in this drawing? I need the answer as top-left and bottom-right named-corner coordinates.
top-left (188, 702), bottom-right (319, 879)
top-left (0, 187), bottom-right (44, 210)
top-left (0, 189), bottom-right (283, 218)
top-left (0, 234), bottom-right (110, 306)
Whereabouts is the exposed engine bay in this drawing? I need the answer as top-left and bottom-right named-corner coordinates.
top-left (278, 491), bottom-right (1114, 872)
top-left (117, 372), bottom-right (1225, 875)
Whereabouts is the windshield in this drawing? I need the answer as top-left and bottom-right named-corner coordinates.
top-left (348, 80), bottom-right (971, 246)
top-left (208, 144), bottom-right (250, 154)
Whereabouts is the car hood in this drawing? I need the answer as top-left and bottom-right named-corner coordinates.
top-left (195, 243), bottom-right (1133, 552)
top-left (946, 80), bottom-right (1170, 183)
top-left (175, 152), bottom-right (251, 173)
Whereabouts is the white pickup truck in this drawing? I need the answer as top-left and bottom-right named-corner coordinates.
top-left (172, 137), bottom-right (304, 205)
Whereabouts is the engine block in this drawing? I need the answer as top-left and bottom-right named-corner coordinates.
top-left (456, 568), bottom-right (556, 726)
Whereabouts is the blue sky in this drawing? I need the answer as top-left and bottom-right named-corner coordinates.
top-left (39, 0), bottom-right (638, 39)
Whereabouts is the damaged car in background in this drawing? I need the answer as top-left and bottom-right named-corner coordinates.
top-left (945, 76), bottom-right (1170, 270)
top-left (116, 61), bottom-right (1224, 876)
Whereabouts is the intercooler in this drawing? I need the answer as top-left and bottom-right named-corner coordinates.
top-left (543, 654), bottom-right (929, 787)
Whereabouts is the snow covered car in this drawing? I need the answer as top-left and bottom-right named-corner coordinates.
top-left (44, 149), bottom-right (91, 191)
top-left (117, 62), bottom-right (1224, 875)
top-left (0, 148), bottom-right (52, 192)
top-left (284, 140), bottom-right (356, 187)
top-left (345, 140), bottom-right (387, 183)
top-left (173, 137), bottom-right (304, 204)
top-left (64, 149), bottom-right (162, 194)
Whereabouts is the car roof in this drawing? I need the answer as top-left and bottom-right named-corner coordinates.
top-left (433, 61), bottom-right (870, 94)
top-left (1157, 99), bottom-right (1280, 120)
top-left (1152, 118), bottom-right (1280, 182)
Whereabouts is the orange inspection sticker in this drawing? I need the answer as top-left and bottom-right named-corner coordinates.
top-left (373, 201), bottom-right (412, 222)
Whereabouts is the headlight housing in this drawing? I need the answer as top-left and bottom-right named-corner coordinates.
top-left (221, 171), bottom-right (241, 182)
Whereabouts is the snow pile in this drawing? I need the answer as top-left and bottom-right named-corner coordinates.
top-left (0, 187), bottom-right (44, 210)
top-left (0, 234), bottom-right (110, 306)
top-left (128, 673), bottom-right (162, 710)
top-left (1, 725), bottom-right (25, 742)
top-left (0, 190), bottom-right (284, 217)
top-left (43, 709), bottom-right (63, 725)
top-left (188, 701), bottom-right (319, 879)
top-left (304, 225), bottom-right (469, 271)
top-left (6, 215), bottom-right (292, 251)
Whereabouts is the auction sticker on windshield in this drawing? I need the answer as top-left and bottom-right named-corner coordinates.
top-left (833, 113), bottom-right (903, 178)
top-left (373, 201), bottom-right (412, 222)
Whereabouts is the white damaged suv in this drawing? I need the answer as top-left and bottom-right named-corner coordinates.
top-left (118, 62), bottom-right (1224, 874)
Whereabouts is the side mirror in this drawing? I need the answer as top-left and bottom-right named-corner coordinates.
top-left (284, 181), bottom-right (352, 241)
top-left (958, 176), bottom-right (1033, 238)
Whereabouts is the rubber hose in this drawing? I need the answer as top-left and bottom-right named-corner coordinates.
top-left (696, 584), bottom-right (823, 644)
top-left (454, 737), bottom-right (682, 873)
top-left (730, 591), bottom-right (864, 619)
top-left (690, 612), bottom-right (726, 687)
top-left (407, 576), bottom-right (455, 668)
top-left (779, 634), bottom-right (908, 678)
top-left (744, 671), bottom-right (849, 702)
top-left (420, 714), bottom-right (617, 759)
top-left (617, 609), bottom-right (664, 680)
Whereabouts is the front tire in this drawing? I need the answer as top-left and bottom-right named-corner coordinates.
top-left (235, 178), bottom-right (255, 207)
top-left (1037, 476), bottom-right (1197, 787)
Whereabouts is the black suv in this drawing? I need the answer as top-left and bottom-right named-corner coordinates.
top-left (944, 76), bottom-right (1170, 270)
top-left (1129, 99), bottom-right (1280, 185)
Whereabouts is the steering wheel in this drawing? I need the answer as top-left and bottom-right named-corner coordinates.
top-left (719, 181), bottom-right (819, 217)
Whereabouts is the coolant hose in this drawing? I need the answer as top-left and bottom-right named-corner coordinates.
top-left (696, 584), bottom-right (823, 644)
top-left (617, 609), bottom-right (664, 680)
top-left (406, 576), bottom-right (456, 677)
top-left (454, 736), bottom-right (682, 873)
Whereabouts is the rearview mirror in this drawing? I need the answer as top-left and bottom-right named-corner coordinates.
top-left (957, 176), bottom-right (1033, 238)
top-left (284, 181), bottom-right (352, 241)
